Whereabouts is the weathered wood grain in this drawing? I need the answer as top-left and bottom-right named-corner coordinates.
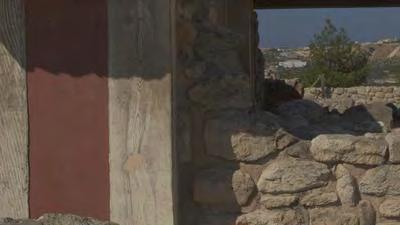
top-left (108, 0), bottom-right (175, 225)
top-left (0, 0), bottom-right (29, 218)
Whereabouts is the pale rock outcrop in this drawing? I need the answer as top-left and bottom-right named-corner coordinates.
top-left (359, 165), bottom-right (400, 196)
top-left (257, 157), bottom-right (331, 194)
top-left (310, 134), bottom-right (387, 166)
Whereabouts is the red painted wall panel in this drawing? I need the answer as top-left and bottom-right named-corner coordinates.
top-left (26, 0), bottom-right (109, 220)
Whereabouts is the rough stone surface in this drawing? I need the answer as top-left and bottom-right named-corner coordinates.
top-left (205, 110), bottom-right (281, 162)
top-left (300, 190), bottom-right (338, 207)
top-left (189, 73), bottom-right (251, 110)
top-left (336, 165), bottom-right (358, 206)
top-left (0, 214), bottom-right (117, 225)
top-left (385, 133), bottom-right (400, 164)
top-left (285, 141), bottom-right (311, 159)
top-left (232, 170), bottom-right (256, 206)
top-left (358, 200), bottom-right (376, 225)
top-left (194, 168), bottom-right (236, 205)
top-left (379, 198), bottom-right (400, 218)
top-left (260, 195), bottom-right (298, 209)
top-left (257, 157), bottom-right (331, 194)
top-left (359, 165), bottom-right (400, 196)
top-left (236, 209), bottom-right (305, 225)
top-left (274, 129), bottom-right (299, 150)
top-left (199, 214), bottom-right (237, 225)
top-left (343, 102), bottom-right (393, 132)
top-left (276, 100), bottom-right (326, 123)
top-left (309, 208), bottom-right (359, 225)
top-left (310, 134), bottom-right (387, 166)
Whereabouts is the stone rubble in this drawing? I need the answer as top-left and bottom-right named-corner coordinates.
top-left (0, 214), bottom-right (116, 225)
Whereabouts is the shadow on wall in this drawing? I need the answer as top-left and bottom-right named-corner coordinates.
top-left (1, 0), bottom-right (172, 80)
top-left (189, 98), bottom-right (397, 224)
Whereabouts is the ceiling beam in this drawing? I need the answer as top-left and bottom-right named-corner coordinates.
top-left (254, 0), bottom-right (400, 9)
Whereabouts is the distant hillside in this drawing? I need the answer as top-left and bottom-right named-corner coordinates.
top-left (261, 38), bottom-right (400, 85)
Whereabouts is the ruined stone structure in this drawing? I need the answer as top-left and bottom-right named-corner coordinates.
top-left (175, 1), bottom-right (400, 225)
top-left (306, 86), bottom-right (400, 112)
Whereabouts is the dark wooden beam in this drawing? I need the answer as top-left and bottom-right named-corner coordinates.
top-left (255, 0), bottom-right (400, 9)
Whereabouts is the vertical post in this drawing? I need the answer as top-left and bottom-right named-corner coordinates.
top-left (108, 0), bottom-right (176, 225)
top-left (0, 0), bottom-right (29, 218)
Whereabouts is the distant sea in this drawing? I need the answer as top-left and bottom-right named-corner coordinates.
top-left (257, 7), bottom-right (400, 48)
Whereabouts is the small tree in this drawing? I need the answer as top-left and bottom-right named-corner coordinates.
top-left (302, 19), bottom-right (370, 87)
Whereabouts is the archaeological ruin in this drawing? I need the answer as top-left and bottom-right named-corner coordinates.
top-left (1, 0), bottom-right (400, 225)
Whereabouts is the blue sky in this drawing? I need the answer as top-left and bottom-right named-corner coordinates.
top-left (257, 7), bottom-right (400, 48)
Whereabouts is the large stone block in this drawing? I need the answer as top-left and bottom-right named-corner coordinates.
top-left (204, 110), bottom-right (281, 162)
top-left (300, 189), bottom-right (338, 207)
top-left (232, 170), bottom-right (256, 206)
top-left (359, 165), bottom-right (400, 196)
top-left (260, 195), bottom-right (298, 209)
top-left (310, 134), bottom-right (387, 166)
top-left (379, 198), bottom-right (400, 218)
top-left (257, 157), bottom-right (331, 194)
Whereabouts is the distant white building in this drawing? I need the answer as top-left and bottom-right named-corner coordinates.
top-left (278, 59), bottom-right (307, 68)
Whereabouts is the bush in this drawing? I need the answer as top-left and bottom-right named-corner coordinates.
top-left (301, 19), bottom-right (370, 87)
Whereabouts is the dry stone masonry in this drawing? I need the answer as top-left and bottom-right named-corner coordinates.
top-left (305, 86), bottom-right (400, 113)
top-left (176, 1), bottom-right (400, 225)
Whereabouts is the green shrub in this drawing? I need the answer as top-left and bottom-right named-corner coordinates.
top-left (302, 19), bottom-right (370, 87)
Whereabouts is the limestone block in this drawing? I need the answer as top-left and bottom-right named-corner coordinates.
top-left (359, 165), bottom-right (400, 196)
top-left (379, 198), bottom-right (400, 218)
top-left (310, 134), bottom-right (387, 166)
top-left (257, 157), bottom-right (330, 194)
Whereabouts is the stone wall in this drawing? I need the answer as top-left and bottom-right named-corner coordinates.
top-left (177, 1), bottom-right (400, 225)
top-left (305, 86), bottom-right (400, 112)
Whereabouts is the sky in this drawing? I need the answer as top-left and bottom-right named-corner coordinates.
top-left (257, 7), bottom-right (400, 48)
